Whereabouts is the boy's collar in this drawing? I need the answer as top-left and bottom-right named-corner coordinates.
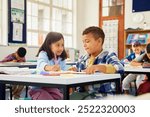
top-left (87, 49), bottom-right (104, 59)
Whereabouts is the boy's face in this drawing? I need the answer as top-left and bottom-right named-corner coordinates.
top-left (51, 38), bottom-right (64, 56)
top-left (15, 53), bottom-right (23, 61)
top-left (132, 46), bottom-right (141, 54)
top-left (82, 33), bottom-right (102, 56)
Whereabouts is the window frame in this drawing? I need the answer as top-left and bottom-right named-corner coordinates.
top-left (27, 0), bottom-right (75, 48)
top-left (0, 0), bottom-right (8, 46)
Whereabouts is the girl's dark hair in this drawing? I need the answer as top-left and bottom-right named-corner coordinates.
top-left (37, 32), bottom-right (67, 60)
top-left (82, 26), bottom-right (105, 44)
top-left (146, 43), bottom-right (150, 53)
top-left (142, 43), bottom-right (150, 63)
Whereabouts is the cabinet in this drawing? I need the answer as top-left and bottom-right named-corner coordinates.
top-left (124, 29), bottom-right (150, 57)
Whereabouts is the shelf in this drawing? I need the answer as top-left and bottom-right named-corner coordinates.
top-left (124, 30), bottom-right (150, 57)
top-left (125, 29), bottom-right (150, 33)
top-left (126, 44), bottom-right (147, 46)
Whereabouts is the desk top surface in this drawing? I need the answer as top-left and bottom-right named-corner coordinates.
top-left (124, 66), bottom-right (150, 73)
top-left (0, 73), bottom-right (120, 85)
top-left (0, 62), bottom-right (36, 67)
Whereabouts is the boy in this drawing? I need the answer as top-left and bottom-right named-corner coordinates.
top-left (0, 47), bottom-right (27, 99)
top-left (123, 41), bottom-right (144, 63)
top-left (123, 43), bottom-right (150, 94)
top-left (71, 26), bottom-right (124, 97)
top-left (1, 47), bottom-right (26, 62)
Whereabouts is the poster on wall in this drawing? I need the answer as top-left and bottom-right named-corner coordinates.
top-left (11, 8), bottom-right (24, 23)
top-left (11, 0), bottom-right (24, 10)
top-left (8, 0), bottom-right (26, 44)
top-left (13, 23), bottom-right (23, 41)
top-left (102, 20), bottom-right (118, 55)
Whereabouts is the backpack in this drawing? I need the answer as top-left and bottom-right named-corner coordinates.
top-left (137, 81), bottom-right (150, 95)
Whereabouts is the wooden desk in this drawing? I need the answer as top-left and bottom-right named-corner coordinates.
top-left (0, 73), bottom-right (121, 100)
top-left (0, 62), bottom-right (36, 100)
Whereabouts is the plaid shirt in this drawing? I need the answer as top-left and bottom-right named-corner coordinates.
top-left (76, 50), bottom-right (124, 93)
top-left (0, 53), bottom-right (25, 62)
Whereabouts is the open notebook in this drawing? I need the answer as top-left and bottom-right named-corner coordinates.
top-left (0, 67), bottom-right (35, 75)
top-left (40, 71), bottom-right (86, 76)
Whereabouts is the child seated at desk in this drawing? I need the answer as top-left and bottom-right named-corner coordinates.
top-left (0, 47), bottom-right (27, 99)
top-left (29, 32), bottom-right (67, 100)
top-left (123, 43), bottom-right (150, 94)
top-left (69, 26), bottom-right (124, 98)
top-left (122, 41), bottom-right (144, 64)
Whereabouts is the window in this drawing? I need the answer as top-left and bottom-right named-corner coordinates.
top-left (27, 0), bottom-right (74, 48)
top-left (102, 0), bottom-right (123, 17)
top-left (52, 0), bottom-right (73, 48)
top-left (0, 0), bottom-right (2, 44)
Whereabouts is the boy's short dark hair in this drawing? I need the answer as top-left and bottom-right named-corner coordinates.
top-left (17, 47), bottom-right (27, 57)
top-left (82, 26), bottom-right (105, 44)
top-left (132, 41), bottom-right (141, 47)
top-left (146, 43), bottom-right (150, 53)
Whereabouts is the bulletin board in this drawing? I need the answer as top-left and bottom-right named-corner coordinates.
top-left (8, 0), bottom-right (26, 44)
top-left (102, 20), bottom-right (119, 55)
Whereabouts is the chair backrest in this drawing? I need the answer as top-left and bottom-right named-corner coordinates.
top-left (137, 81), bottom-right (150, 95)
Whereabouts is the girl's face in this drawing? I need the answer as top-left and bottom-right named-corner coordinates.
top-left (51, 38), bottom-right (64, 56)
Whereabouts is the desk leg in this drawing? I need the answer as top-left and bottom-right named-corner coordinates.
top-left (0, 83), bottom-right (5, 100)
top-left (63, 86), bottom-right (69, 100)
top-left (115, 79), bottom-right (121, 94)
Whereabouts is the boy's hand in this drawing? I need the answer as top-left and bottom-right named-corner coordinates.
top-left (11, 60), bottom-right (18, 62)
top-left (83, 65), bottom-right (99, 74)
top-left (130, 61), bottom-right (142, 66)
top-left (68, 66), bottom-right (77, 71)
top-left (124, 59), bottom-right (129, 63)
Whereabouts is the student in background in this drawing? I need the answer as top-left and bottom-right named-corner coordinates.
top-left (123, 41), bottom-right (144, 63)
top-left (29, 32), bottom-right (67, 100)
top-left (0, 47), bottom-right (27, 99)
top-left (1, 47), bottom-right (26, 62)
top-left (122, 43), bottom-right (150, 94)
top-left (70, 26), bottom-right (124, 96)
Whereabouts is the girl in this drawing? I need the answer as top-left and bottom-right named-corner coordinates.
top-left (29, 32), bottom-right (67, 100)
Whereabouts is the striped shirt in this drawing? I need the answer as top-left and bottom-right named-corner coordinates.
top-left (76, 50), bottom-right (124, 93)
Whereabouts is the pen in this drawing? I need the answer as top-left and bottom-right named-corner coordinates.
top-left (54, 53), bottom-right (59, 65)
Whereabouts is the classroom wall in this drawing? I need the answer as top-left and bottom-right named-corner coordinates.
top-left (76, 0), bottom-right (99, 55)
top-left (0, 0), bottom-right (99, 60)
top-left (125, 0), bottom-right (150, 29)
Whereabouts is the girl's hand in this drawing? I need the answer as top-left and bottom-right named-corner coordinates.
top-left (51, 65), bottom-right (61, 71)
top-left (45, 65), bottom-right (60, 71)
top-left (68, 66), bottom-right (77, 71)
